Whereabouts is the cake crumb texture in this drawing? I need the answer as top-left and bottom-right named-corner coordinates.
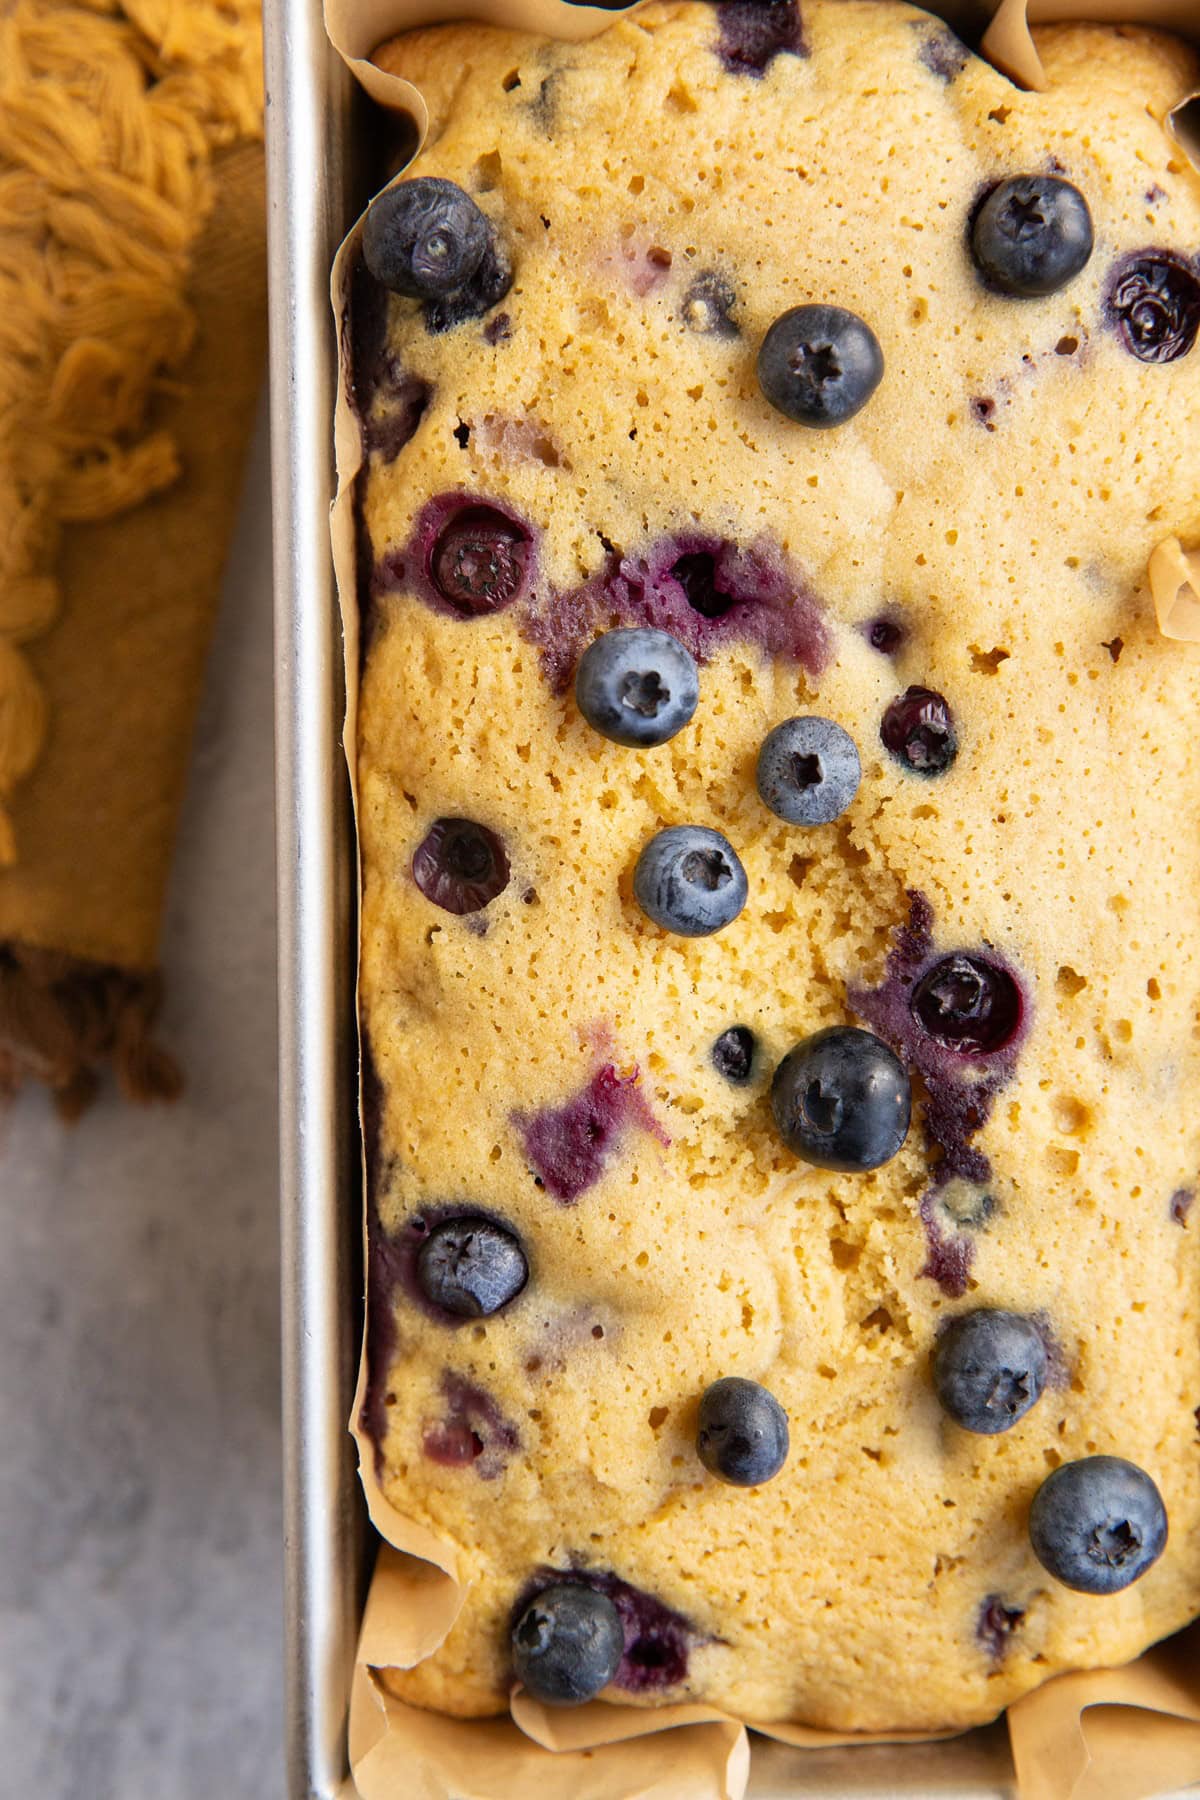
top-left (354, 0), bottom-right (1200, 1731)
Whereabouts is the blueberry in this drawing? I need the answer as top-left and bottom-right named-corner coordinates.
top-left (697, 1376), bottom-right (789, 1486)
top-left (911, 953), bottom-right (1023, 1056)
top-left (866, 616), bottom-right (906, 655)
top-left (1106, 251), bottom-right (1200, 364)
top-left (756, 716), bottom-right (861, 826)
top-left (880, 686), bottom-right (957, 775)
top-left (575, 628), bottom-right (699, 747)
top-left (933, 1310), bottom-right (1047, 1434)
top-left (416, 1218), bottom-right (528, 1318)
top-left (364, 178), bottom-right (493, 300)
top-left (1029, 1456), bottom-right (1168, 1594)
top-left (412, 818), bottom-right (510, 914)
top-left (712, 1025), bottom-right (756, 1085)
top-left (431, 506), bottom-right (529, 615)
top-left (771, 1026), bottom-right (911, 1172)
top-left (511, 1583), bottom-right (625, 1705)
top-left (758, 305), bottom-right (884, 428)
top-left (970, 176), bottom-right (1093, 298)
top-left (633, 826), bottom-right (747, 937)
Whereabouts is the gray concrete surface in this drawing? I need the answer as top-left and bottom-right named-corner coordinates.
top-left (0, 403), bottom-right (284, 1800)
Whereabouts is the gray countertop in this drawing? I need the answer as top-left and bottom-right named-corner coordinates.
top-left (0, 406), bottom-right (284, 1800)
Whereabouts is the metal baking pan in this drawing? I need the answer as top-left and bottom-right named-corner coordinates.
top-left (264, 0), bottom-right (1102, 1791)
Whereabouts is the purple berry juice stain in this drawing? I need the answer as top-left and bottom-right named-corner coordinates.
top-left (423, 1372), bottom-right (520, 1478)
top-left (1170, 1188), bottom-right (1194, 1227)
top-left (851, 892), bottom-right (1030, 1294)
top-left (374, 491), bottom-right (535, 620)
top-left (523, 533), bottom-right (831, 693)
top-left (513, 1063), bottom-right (668, 1203)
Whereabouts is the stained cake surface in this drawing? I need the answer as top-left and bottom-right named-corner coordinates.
top-left (350, 0), bottom-right (1200, 1731)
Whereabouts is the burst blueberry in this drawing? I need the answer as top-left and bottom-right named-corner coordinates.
top-left (633, 826), bottom-right (747, 937)
top-left (431, 506), bottom-right (529, 615)
top-left (758, 304), bottom-right (884, 428)
top-left (756, 716), bottom-right (861, 826)
top-left (712, 1025), bottom-right (756, 1085)
top-left (881, 686), bottom-right (957, 775)
top-left (933, 1310), bottom-right (1047, 1434)
top-left (1106, 251), bottom-right (1200, 364)
top-left (697, 1376), bottom-right (789, 1486)
top-left (412, 818), bottom-right (510, 914)
top-left (575, 628), bottom-right (699, 747)
top-left (912, 953), bottom-right (1023, 1056)
top-left (771, 1026), bottom-right (910, 1172)
top-left (970, 176), bottom-right (1093, 298)
top-left (1029, 1456), bottom-right (1168, 1594)
top-left (416, 1218), bottom-right (528, 1319)
top-left (511, 1583), bottom-right (625, 1705)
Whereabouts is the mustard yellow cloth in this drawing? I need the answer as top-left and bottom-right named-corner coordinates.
top-left (0, 0), bottom-right (265, 1110)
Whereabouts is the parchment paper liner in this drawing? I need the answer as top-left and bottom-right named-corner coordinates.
top-left (325, 0), bottom-right (1200, 1792)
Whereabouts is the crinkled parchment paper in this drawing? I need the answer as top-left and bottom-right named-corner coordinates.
top-left (325, 1), bottom-right (1200, 1793)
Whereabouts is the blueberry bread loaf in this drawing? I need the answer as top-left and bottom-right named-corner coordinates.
top-left (349, 0), bottom-right (1200, 1732)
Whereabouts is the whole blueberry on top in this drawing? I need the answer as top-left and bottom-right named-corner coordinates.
top-left (1106, 251), bottom-right (1200, 364)
top-left (933, 1310), bottom-right (1047, 1434)
top-left (911, 953), bottom-right (1024, 1056)
top-left (697, 1376), bottom-right (790, 1486)
top-left (575, 628), bottom-right (699, 747)
top-left (758, 304), bottom-right (884, 427)
top-left (511, 1582), bottom-right (625, 1706)
top-left (771, 1026), bottom-right (911, 1173)
top-left (712, 1025), bottom-right (756, 1085)
top-left (970, 176), bottom-right (1093, 298)
top-left (1029, 1456), bottom-right (1168, 1594)
top-left (756, 716), bottom-right (861, 826)
top-left (416, 1217), bottom-right (528, 1319)
top-left (881, 686), bottom-right (957, 775)
top-left (431, 506), bottom-right (530, 615)
top-left (364, 177), bottom-right (493, 300)
top-left (633, 826), bottom-right (748, 938)
top-left (412, 818), bottom-right (510, 914)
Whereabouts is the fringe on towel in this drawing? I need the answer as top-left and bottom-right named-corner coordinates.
top-left (0, 940), bottom-right (183, 1119)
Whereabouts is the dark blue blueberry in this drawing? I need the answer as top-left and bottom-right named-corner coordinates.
top-left (1106, 251), bottom-right (1200, 363)
top-left (880, 686), bottom-right (957, 775)
top-left (756, 716), bottom-right (861, 826)
top-left (758, 305), bottom-right (883, 428)
top-left (970, 176), bottom-right (1093, 298)
top-left (431, 506), bottom-right (529, 614)
top-left (712, 1025), bottom-right (756, 1085)
top-left (716, 0), bottom-right (806, 76)
top-left (364, 177), bottom-right (493, 300)
top-left (412, 818), bottom-right (510, 914)
top-left (933, 1310), bottom-right (1047, 1434)
top-left (866, 616), bottom-right (906, 655)
top-left (511, 1583), bottom-right (625, 1705)
top-left (575, 628), bottom-right (699, 747)
top-left (416, 1218), bottom-right (528, 1318)
top-left (697, 1376), bottom-right (789, 1486)
top-left (1029, 1456), bottom-right (1168, 1594)
top-left (681, 271), bottom-right (739, 338)
top-left (912, 954), bottom-right (1023, 1056)
top-left (633, 826), bottom-right (747, 938)
top-left (771, 1026), bottom-right (910, 1172)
